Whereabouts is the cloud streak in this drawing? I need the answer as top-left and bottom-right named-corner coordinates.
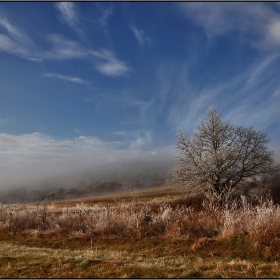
top-left (0, 15), bottom-right (131, 77)
top-left (0, 17), bottom-right (30, 45)
top-left (55, 2), bottom-right (80, 32)
top-left (100, 6), bottom-right (114, 26)
top-left (91, 49), bottom-right (131, 77)
top-left (213, 54), bottom-right (280, 131)
top-left (0, 17), bottom-right (38, 60)
top-left (43, 37), bottom-right (131, 76)
top-left (167, 55), bottom-right (280, 133)
top-left (137, 47), bottom-right (280, 157)
top-left (178, 2), bottom-right (280, 49)
top-left (43, 34), bottom-right (88, 60)
top-left (130, 26), bottom-right (151, 47)
top-left (42, 73), bottom-right (91, 85)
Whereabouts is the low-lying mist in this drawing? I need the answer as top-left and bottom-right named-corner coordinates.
top-left (0, 132), bottom-right (176, 203)
top-left (0, 132), bottom-right (175, 186)
top-left (0, 156), bottom-right (175, 204)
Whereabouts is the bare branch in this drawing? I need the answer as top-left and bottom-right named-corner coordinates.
top-left (171, 106), bottom-right (279, 195)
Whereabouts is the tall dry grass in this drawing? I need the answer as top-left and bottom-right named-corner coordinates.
top-left (1, 189), bottom-right (280, 250)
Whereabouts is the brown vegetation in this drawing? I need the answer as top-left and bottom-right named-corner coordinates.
top-left (1, 176), bottom-right (280, 277)
top-left (1, 178), bottom-right (280, 244)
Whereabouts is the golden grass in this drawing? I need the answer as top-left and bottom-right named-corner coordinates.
top-left (1, 187), bottom-right (280, 277)
top-left (1, 239), bottom-right (280, 278)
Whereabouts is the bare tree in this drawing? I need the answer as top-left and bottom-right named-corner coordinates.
top-left (171, 106), bottom-right (279, 195)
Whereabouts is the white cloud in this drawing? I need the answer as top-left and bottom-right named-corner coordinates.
top-left (0, 17), bottom-right (131, 77)
top-left (0, 11), bottom-right (131, 77)
top-left (246, 54), bottom-right (279, 87)
top-left (100, 6), bottom-right (113, 26)
top-left (91, 49), bottom-right (130, 77)
top-left (0, 17), bottom-right (30, 45)
top-left (55, 2), bottom-right (79, 32)
top-left (151, 51), bottom-right (280, 144)
top-left (268, 18), bottom-right (280, 44)
top-left (129, 130), bottom-right (153, 150)
top-left (43, 34), bottom-right (87, 60)
top-left (156, 55), bottom-right (280, 164)
top-left (43, 38), bottom-right (130, 76)
top-left (0, 18), bottom-right (37, 59)
top-left (224, 74), bottom-right (278, 132)
top-left (178, 2), bottom-right (280, 49)
top-left (110, 129), bottom-right (154, 151)
top-left (0, 14), bottom-right (83, 61)
top-left (132, 27), bottom-right (144, 45)
top-left (0, 34), bottom-right (26, 55)
top-left (131, 26), bottom-right (151, 47)
top-left (177, 54), bottom-right (280, 134)
top-left (42, 73), bottom-right (91, 85)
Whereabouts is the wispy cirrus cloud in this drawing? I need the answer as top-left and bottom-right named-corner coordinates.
top-left (164, 53), bottom-right (280, 136)
top-left (0, 17), bottom-right (31, 45)
top-left (43, 36), bottom-right (130, 76)
top-left (0, 34), bottom-right (27, 56)
top-left (223, 55), bottom-right (280, 130)
top-left (0, 16), bottom-right (131, 77)
top-left (141, 48), bottom-right (280, 146)
top-left (0, 17), bottom-right (38, 60)
top-left (55, 2), bottom-right (80, 32)
top-left (100, 6), bottom-right (114, 26)
top-left (178, 2), bottom-right (280, 50)
top-left (130, 26), bottom-right (151, 47)
top-left (0, 19), bottom-right (82, 61)
top-left (91, 49), bottom-right (131, 77)
top-left (43, 34), bottom-right (87, 60)
top-left (42, 73), bottom-right (91, 86)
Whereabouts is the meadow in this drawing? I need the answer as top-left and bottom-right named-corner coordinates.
top-left (1, 185), bottom-right (280, 278)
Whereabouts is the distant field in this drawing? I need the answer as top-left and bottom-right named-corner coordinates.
top-left (52, 185), bottom-right (183, 207)
top-left (1, 186), bottom-right (280, 278)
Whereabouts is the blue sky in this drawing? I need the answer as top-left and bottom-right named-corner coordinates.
top-left (0, 2), bottom-right (280, 187)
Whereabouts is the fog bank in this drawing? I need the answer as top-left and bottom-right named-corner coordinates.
top-left (0, 132), bottom-right (175, 191)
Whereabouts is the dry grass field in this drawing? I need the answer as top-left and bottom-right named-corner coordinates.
top-left (1, 186), bottom-right (280, 278)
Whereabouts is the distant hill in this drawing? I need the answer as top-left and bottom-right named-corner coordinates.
top-left (0, 172), bottom-right (167, 204)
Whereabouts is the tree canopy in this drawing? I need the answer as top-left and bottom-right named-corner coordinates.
top-left (172, 106), bottom-right (279, 195)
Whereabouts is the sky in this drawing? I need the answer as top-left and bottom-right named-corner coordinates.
top-left (0, 2), bottom-right (280, 188)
